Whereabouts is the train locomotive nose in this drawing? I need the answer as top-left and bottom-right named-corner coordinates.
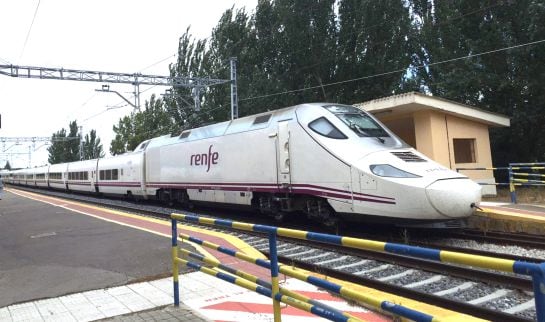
top-left (425, 179), bottom-right (482, 218)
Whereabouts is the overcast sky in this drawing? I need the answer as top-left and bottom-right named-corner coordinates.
top-left (0, 0), bottom-right (257, 168)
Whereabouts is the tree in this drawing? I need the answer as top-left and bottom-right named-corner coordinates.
top-left (48, 120), bottom-right (102, 163)
top-left (411, 0), bottom-right (545, 164)
top-left (110, 94), bottom-right (173, 155)
top-left (48, 127), bottom-right (71, 164)
top-left (335, 0), bottom-right (416, 103)
top-left (113, 0), bottom-right (545, 164)
top-left (3, 160), bottom-right (11, 170)
top-left (82, 130), bottom-right (104, 159)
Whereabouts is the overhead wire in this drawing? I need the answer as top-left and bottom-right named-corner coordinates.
top-left (19, 0), bottom-right (41, 62)
top-left (240, 38), bottom-right (545, 102)
top-left (102, 2), bottom-right (514, 138)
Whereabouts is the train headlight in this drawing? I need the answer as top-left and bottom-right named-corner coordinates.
top-left (370, 164), bottom-right (420, 178)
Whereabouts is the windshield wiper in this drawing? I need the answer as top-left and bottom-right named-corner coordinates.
top-left (348, 122), bottom-right (385, 144)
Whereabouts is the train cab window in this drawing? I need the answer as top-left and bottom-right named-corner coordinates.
top-left (308, 117), bottom-right (347, 139)
top-left (323, 104), bottom-right (389, 139)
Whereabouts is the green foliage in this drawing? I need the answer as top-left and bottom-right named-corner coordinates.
top-left (47, 120), bottom-right (81, 164)
top-left (412, 0), bottom-right (545, 164)
top-left (48, 120), bottom-right (104, 163)
top-left (110, 94), bottom-right (173, 155)
top-left (82, 130), bottom-right (104, 159)
top-left (112, 0), bottom-right (545, 163)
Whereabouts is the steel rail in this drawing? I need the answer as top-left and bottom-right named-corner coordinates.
top-left (267, 252), bottom-right (532, 322)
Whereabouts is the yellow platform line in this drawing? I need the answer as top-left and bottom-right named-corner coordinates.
top-left (7, 188), bottom-right (265, 260)
top-left (478, 206), bottom-right (545, 223)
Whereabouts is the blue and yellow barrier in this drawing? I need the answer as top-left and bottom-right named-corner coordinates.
top-left (171, 213), bottom-right (545, 322)
top-left (178, 232), bottom-right (437, 322)
top-left (457, 162), bottom-right (545, 203)
top-left (177, 247), bottom-right (363, 321)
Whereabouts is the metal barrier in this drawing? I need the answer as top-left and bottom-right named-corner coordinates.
top-left (457, 162), bottom-right (545, 203)
top-left (171, 213), bottom-right (545, 322)
top-left (170, 214), bottom-right (438, 322)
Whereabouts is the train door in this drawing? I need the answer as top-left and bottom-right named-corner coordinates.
top-left (140, 151), bottom-right (148, 199)
top-left (93, 159), bottom-right (99, 193)
top-left (276, 121), bottom-right (291, 186)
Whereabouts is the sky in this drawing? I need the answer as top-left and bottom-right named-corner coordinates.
top-left (0, 0), bottom-right (257, 169)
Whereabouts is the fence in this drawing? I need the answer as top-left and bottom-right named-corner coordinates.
top-left (170, 213), bottom-right (545, 322)
top-left (170, 214), bottom-right (438, 322)
top-left (457, 162), bottom-right (545, 203)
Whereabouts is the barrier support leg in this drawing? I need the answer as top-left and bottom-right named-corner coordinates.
top-left (268, 233), bottom-right (282, 322)
top-left (534, 263), bottom-right (545, 322)
top-left (509, 165), bottom-right (517, 204)
top-left (171, 218), bottom-right (180, 306)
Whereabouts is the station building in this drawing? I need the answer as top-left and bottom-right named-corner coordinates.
top-left (356, 92), bottom-right (510, 196)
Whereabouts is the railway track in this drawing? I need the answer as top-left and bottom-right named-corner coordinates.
top-left (236, 233), bottom-right (537, 321)
top-left (444, 229), bottom-right (545, 250)
top-left (9, 186), bottom-right (541, 321)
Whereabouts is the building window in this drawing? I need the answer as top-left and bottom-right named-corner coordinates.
top-left (453, 138), bottom-right (476, 163)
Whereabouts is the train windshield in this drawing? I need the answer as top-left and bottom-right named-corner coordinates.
top-left (323, 104), bottom-right (389, 139)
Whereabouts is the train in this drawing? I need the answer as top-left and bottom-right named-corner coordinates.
top-left (2, 103), bottom-right (482, 227)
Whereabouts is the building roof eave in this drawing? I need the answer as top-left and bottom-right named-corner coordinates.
top-left (356, 92), bottom-right (510, 127)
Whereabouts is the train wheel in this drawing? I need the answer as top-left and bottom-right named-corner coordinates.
top-left (274, 212), bottom-right (287, 222)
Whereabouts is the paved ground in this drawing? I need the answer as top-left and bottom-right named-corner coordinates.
top-left (0, 190), bottom-right (191, 307)
top-left (99, 304), bottom-right (210, 322)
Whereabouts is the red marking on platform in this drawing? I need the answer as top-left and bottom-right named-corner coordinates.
top-left (203, 301), bottom-right (389, 321)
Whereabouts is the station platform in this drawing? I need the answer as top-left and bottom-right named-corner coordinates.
top-left (0, 187), bottom-right (482, 321)
top-left (470, 201), bottom-right (545, 234)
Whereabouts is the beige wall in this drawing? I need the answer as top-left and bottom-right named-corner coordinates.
top-left (443, 114), bottom-right (494, 181)
top-left (381, 117), bottom-right (416, 148)
top-left (377, 110), bottom-right (496, 194)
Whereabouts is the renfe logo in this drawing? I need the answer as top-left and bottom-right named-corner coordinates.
top-left (190, 145), bottom-right (219, 172)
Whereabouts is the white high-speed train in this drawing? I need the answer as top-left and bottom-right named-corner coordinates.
top-left (3, 103), bottom-right (481, 227)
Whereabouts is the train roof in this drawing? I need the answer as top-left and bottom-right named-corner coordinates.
top-left (138, 103), bottom-right (310, 150)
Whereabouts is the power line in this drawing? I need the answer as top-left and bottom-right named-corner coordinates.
top-left (19, 0), bottom-right (41, 62)
top-left (240, 38), bottom-right (545, 102)
top-left (138, 53), bottom-right (177, 73)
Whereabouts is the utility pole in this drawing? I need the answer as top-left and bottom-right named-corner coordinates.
top-left (230, 57), bottom-right (238, 120)
top-left (79, 125), bottom-right (84, 160)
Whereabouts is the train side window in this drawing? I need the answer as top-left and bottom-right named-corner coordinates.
top-left (308, 117), bottom-right (347, 139)
top-left (112, 169), bottom-right (118, 180)
top-left (106, 169), bottom-right (112, 180)
top-left (99, 170), bottom-right (104, 180)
